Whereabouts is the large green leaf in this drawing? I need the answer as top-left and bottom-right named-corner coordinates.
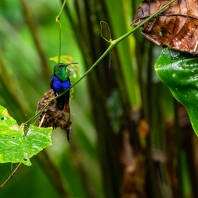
top-left (0, 105), bottom-right (52, 166)
top-left (155, 48), bottom-right (198, 135)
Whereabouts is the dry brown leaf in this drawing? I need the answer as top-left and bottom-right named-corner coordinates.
top-left (37, 89), bottom-right (72, 142)
top-left (132, 0), bottom-right (198, 54)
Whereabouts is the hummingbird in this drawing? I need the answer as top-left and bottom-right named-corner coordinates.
top-left (50, 62), bottom-right (77, 110)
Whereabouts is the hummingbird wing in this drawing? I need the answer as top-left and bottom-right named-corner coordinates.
top-left (56, 94), bottom-right (66, 110)
top-left (62, 79), bottom-right (71, 107)
top-left (50, 76), bottom-right (54, 89)
top-left (65, 90), bottom-right (70, 105)
top-left (50, 75), bottom-right (71, 110)
top-left (57, 88), bottom-right (70, 110)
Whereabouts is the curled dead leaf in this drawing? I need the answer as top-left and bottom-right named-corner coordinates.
top-left (132, 0), bottom-right (198, 54)
top-left (37, 89), bottom-right (72, 142)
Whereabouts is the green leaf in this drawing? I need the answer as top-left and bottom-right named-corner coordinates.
top-left (49, 55), bottom-right (73, 64)
top-left (0, 105), bottom-right (52, 166)
top-left (155, 48), bottom-right (198, 135)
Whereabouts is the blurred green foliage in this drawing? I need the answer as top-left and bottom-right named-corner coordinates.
top-left (0, 0), bottom-right (198, 198)
top-left (0, 0), bottom-right (100, 197)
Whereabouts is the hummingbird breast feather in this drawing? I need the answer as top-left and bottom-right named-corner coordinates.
top-left (50, 75), bottom-right (71, 110)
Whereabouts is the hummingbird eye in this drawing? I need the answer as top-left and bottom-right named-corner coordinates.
top-left (57, 63), bottom-right (65, 67)
top-left (60, 64), bottom-right (64, 68)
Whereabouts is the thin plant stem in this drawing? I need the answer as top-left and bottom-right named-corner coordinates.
top-left (56, 0), bottom-right (67, 63)
top-left (113, 0), bottom-right (175, 45)
top-left (0, 163), bottom-right (22, 189)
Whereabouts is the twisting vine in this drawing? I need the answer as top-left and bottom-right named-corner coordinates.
top-left (24, 0), bottom-right (175, 127)
top-left (100, 21), bottom-right (112, 43)
top-left (100, 21), bottom-right (112, 68)
top-left (0, 0), bottom-right (175, 189)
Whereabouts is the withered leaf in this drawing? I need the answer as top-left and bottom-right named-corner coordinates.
top-left (132, 0), bottom-right (198, 54)
top-left (37, 89), bottom-right (72, 142)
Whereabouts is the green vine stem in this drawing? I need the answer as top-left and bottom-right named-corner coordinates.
top-left (56, 0), bottom-right (67, 63)
top-left (0, 0), bottom-right (175, 190)
top-left (24, 0), bottom-right (175, 126)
